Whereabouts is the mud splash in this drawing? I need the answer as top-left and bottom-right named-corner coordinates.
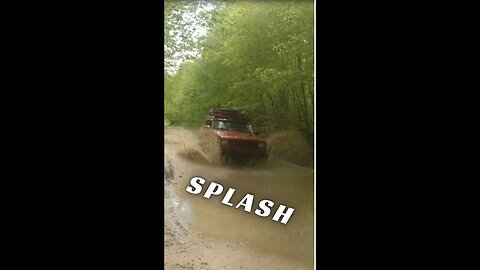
top-left (175, 128), bottom-right (313, 168)
top-left (267, 130), bottom-right (313, 168)
top-left (175, 129), bottom-right (213, 164)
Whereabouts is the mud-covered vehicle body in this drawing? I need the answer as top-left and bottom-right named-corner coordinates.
top-left (203, 108), bottom-right (267, 158)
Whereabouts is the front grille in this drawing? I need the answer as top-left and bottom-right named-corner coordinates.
top-left (230, 140), bottom-right (258, 149)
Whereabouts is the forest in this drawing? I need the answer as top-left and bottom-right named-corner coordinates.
top-left (164, 0), bottom-right (314, 140)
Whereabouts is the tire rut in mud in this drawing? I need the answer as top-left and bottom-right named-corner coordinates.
top-left (164, 157), bottom-right (175, 185)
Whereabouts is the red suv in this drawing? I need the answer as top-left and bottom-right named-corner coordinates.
top-left (203, 108), bottom-right (267, 158)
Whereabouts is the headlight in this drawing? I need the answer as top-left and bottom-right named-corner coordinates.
top-left (221, 139), bottom-right (229, 145)
top-left (258, 142), bottom-right (266, 148)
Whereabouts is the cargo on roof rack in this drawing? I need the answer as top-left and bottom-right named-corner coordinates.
top-left (208, 108), bottom-right (250, 121)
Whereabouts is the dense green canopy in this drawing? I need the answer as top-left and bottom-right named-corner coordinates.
top-left (165, 0), bottom-right (314, 139)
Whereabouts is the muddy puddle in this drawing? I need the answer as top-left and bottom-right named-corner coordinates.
top-left (165, 127), bottom-right (314, 269)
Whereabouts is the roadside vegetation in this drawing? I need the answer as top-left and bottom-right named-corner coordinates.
top-left (164, 0), bottom-right (314, 139)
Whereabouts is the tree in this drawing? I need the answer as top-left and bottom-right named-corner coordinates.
top-left (165, 0), bottom-right (314, 138)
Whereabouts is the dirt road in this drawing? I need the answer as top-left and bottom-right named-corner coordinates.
top-left (164, 127), bottom-right (314, 270)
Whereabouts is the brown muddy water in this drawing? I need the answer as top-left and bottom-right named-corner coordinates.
top-left (165, 127), bottom-right (314, 270)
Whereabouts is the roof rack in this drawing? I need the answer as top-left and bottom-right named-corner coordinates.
top-left (208, 108), bottom-right (250, 121)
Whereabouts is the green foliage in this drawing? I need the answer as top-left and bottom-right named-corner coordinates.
top-left (165, 0), bottom-right (314, 138)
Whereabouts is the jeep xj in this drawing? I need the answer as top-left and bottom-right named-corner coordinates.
top-left (203, 108), bottom-right (267, 159)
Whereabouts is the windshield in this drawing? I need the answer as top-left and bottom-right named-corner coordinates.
top-left (213, 120), bottom-right (254, 134)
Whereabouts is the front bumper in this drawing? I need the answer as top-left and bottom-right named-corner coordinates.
top-left (220, 147), bottom-right (267, 157)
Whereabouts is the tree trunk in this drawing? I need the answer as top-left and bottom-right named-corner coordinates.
top-left (297, 54), bottom-right (310, 134)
